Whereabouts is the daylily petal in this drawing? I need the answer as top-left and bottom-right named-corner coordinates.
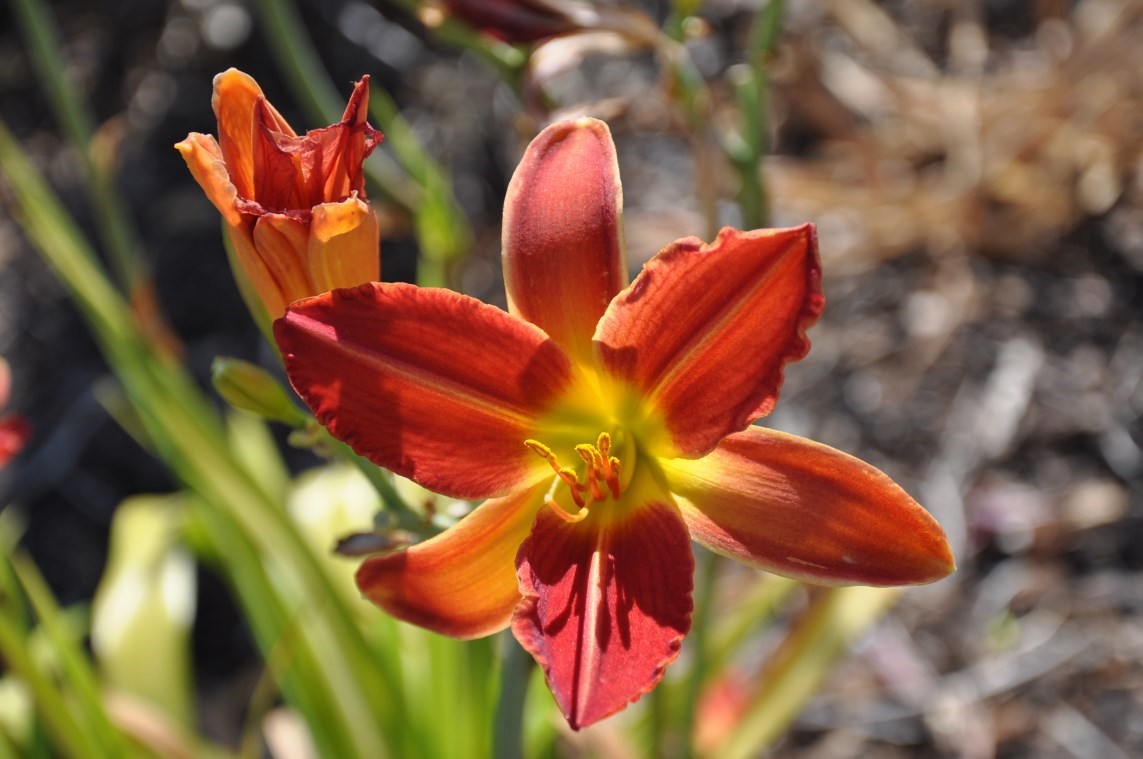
top-left (252, 214), bottom-right (315, 310)
top-left (309, 77), bottom-right (374, 203)
top-left (513, 499), bottom-right (693, 729)
top-left (595, 225), bottom-right (823, 459)
top-left (502, 118), bottom-right (627, 363)
top-left (356, 481), bottom-right (546, 639)
top-left (251, 99), bottom-right (306, 212)
top-left (174, 133), bottom-right (244, 227)
top-left (306, 197), bottom-right (380, 294)
top-left (663, 426), bottom-right (955, 586)
top-left (212, 69), bottom-right (294, 201)
top-left (252, 77), bottom-right (377, 211)
top-left (275, 282), bottom-right (576, 499)
top-left (243, 200), bottom-right (379, 318)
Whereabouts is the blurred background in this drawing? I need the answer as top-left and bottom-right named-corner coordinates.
top-left (1, 0), bottom-right (1141, 757)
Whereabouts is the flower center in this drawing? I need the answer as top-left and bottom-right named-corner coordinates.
top-left (525, 432), bottom-right (623, 523)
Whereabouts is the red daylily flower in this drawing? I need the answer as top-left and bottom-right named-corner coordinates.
top-left (274, 118), bottom-right (954, 729)
top-left (177, 69), bottom-right (382, 319)
top-left (0, 358), bottom-right (30, 470)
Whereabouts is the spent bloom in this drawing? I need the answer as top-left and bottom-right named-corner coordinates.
top-left (275, 118), bottom-right (954, 729)
top-left (176, 69), bottom-right (381, 319)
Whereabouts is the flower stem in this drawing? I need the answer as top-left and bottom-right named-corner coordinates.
top-left (679, 547), bottom-right (719, 756)
top-left (10, 0), bottom-right (145, 293)
top-left (493, 634), bottom-right (533, 759)
top-left (729, 0), bottom-right (785, 229)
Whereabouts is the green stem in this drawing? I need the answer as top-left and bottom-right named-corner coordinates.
top-left (679, 548), bottom-right (719, 757)
top-left (730, 0), bottom-right (785, 228)
top-left (492, 636), bottom-right (533, 759)
top-left (715, 587), bottom-right (899, 759)
top-left (386, 0), bottom-right (526, 80)
top-left (0, 614), bottom-right (98, 759)
top-left (10, 557), bottom-right (133, 757)
top-left (656, 33), bottom-right (720, 238)
top-left (10, 0), bottom-right (144, 292)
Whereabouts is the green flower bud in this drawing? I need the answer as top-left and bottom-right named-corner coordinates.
top-left (211, 357), bottom-right (306, 426)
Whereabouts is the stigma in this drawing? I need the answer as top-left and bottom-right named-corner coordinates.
top-left (525, 433), bottom-right (623, 523)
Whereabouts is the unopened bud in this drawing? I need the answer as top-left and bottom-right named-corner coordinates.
top-left (211, 357), bottom-right (306, 426)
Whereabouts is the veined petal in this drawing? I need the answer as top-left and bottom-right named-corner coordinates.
top-left (503, 118), bottom-right (627, 363)
top-left (226, 217), bottom-right (281, 320)
top-left (174, 133), bottom-right (244, 227)
top-left (663, 426), bottom-right (955, 586)
top-left (306, 197), bottom-right (380, 294)
top-left (312, 76), bottom-right (375, 202)
top-left (252, 98), bottom-right (306, 212)
top-left (356, 481), bottom-right (546, 639)
top-left (252, 213), bottom-right (315, 313)
top-left (275, 283), bottom-right (576, 499)
top-left (246, 199), bottom-right (380, 318)
top-left (212, 69), bottom-right (294, 201)
top-left (513, 498), bottom-right (693, 729)
top-left (253, 78), bottom-right (378, 211)
top-left (595, 225), bottom-right (823, 459)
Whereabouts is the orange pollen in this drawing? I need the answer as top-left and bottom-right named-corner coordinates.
top-left (524, 433), bottom-right (623, 523)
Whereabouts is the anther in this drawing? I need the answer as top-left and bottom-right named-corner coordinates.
top-left (597, 433), bottom-right (611, 459)
top-left (606, 458), bottom-right (622, 499)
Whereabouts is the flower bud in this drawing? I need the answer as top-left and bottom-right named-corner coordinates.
top-left (211, 357), bottom-right (306, 426)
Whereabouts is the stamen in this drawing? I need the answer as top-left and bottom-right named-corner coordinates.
top-left (575, 444), bottom-right (606, 501)
top-left (606, 457), bottom-right (622, 499)
top-left (525, 433), bottom-right (626, 517)
top-left (558, 468), bottom-right (587, 507)
top-left (525, 439), bottom-right (558, 465)
top-left (528, 439), bottom-right (587, 506)
top-left (545, 499), bottom-right (590, 523)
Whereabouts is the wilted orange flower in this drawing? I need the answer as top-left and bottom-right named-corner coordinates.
top-left (176, 69), bottom-right (381, 318)
top-left (274, 118), bottom-right (954, 729)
